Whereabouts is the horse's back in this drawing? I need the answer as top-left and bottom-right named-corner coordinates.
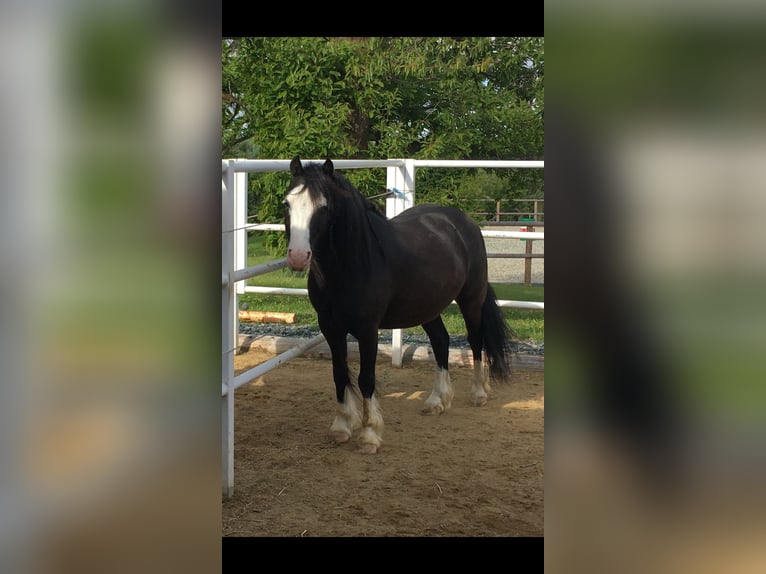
top-left (388, 204), bottom-right (486, 263)
top-left (389, 203), bottom-right (474, 227)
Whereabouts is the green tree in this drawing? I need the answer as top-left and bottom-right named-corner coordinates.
top-left (222, 37), bottom-right (543, 244)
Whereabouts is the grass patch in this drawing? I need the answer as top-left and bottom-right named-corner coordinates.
top-left (240, 233), bottom-right (544, 342)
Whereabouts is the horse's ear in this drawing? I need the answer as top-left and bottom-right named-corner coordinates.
top-left (322, 158), bottom-right (334, 176)
top-left (290, 156), bottom-right (303, 176)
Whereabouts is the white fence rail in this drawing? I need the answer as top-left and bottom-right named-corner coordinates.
top-left (221, 157), bottom-right (544, 496)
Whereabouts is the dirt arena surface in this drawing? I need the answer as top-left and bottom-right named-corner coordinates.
top-left (222, 346), bottom-right (544, 537)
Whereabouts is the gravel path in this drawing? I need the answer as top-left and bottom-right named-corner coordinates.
top-left (484, 228), bottom-right (544, 285)
top-left (238, 324), bottom-right (544, 355)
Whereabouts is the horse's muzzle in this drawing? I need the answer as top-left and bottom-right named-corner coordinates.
top-left (286, 248), bottom-right (311, 271)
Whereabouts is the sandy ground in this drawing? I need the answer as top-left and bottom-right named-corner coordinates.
top-left (222, 346), bottom-right (544, 537)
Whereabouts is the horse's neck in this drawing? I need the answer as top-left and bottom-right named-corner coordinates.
top-left (314, 205), bottom-right (387, 285)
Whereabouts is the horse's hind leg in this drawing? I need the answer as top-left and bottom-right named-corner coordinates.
top-left (321, 321), bottom-right (361, 444)
top-left (421, 316), bottom-right (455, 415)
top-left (457, 296), bottom-right (491, 406)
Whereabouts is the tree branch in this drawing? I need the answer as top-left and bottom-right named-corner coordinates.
top-left (222, 133), bottom-right (256, 157)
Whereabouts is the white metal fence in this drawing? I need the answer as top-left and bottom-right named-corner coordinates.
top-left (221, 158), bottom-right (544, 496)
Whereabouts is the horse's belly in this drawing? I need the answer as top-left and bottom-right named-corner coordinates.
top-left (379, 291), bottom-right (456, 329)
top-left (377, 255), bottom-right (467, 328)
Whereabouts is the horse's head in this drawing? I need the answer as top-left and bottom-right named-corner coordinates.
top-left (283, 156), bottom-right (333, 271)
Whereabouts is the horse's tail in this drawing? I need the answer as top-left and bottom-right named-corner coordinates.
top-left (481, 284), bottom-right (515, 383)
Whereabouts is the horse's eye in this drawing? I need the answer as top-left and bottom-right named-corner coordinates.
top-left (283, 200), bottom-right (290, 210)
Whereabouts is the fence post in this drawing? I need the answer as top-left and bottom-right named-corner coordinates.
top-left (222, 160), bottom-right (236, 497)
top-left (519, 216), bottom-right (535, 286)
top-left (525, 200), bottom-right (543, 286)
top-left (524, 225), bottom-right (534, 286)
top-left (385, 159), bottom-right (414, 217)
top-left (386, 160), bottom-right (415, 367)
top-left (234, 170), bottom-right (247, 353)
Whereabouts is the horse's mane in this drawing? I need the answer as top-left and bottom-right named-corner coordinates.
top-left (301, 163), bottom-right (384, 217)
top-left (300, 162), bottom-right (387, 281)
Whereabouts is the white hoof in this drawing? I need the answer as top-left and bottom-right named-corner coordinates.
top-left (358, 426), bottom-right (381, 454)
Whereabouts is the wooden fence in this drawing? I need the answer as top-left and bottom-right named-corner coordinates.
top-left (473, 199), bottom-right (544, 286)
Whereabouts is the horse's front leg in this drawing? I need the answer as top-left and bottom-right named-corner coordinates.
top-left (321, 322), bottom-right (361, 444)
top-left (356, 328), bottom-right (383, 454)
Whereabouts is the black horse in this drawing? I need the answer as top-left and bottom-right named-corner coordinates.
top-left (284, 157), bottom-right (514, 453)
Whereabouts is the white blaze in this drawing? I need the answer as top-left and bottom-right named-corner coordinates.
top-left (285, 184), bottom-right (325, 269)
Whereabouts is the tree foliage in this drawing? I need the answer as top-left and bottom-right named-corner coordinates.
top-left (222, 37), bottom-right (544, 236)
